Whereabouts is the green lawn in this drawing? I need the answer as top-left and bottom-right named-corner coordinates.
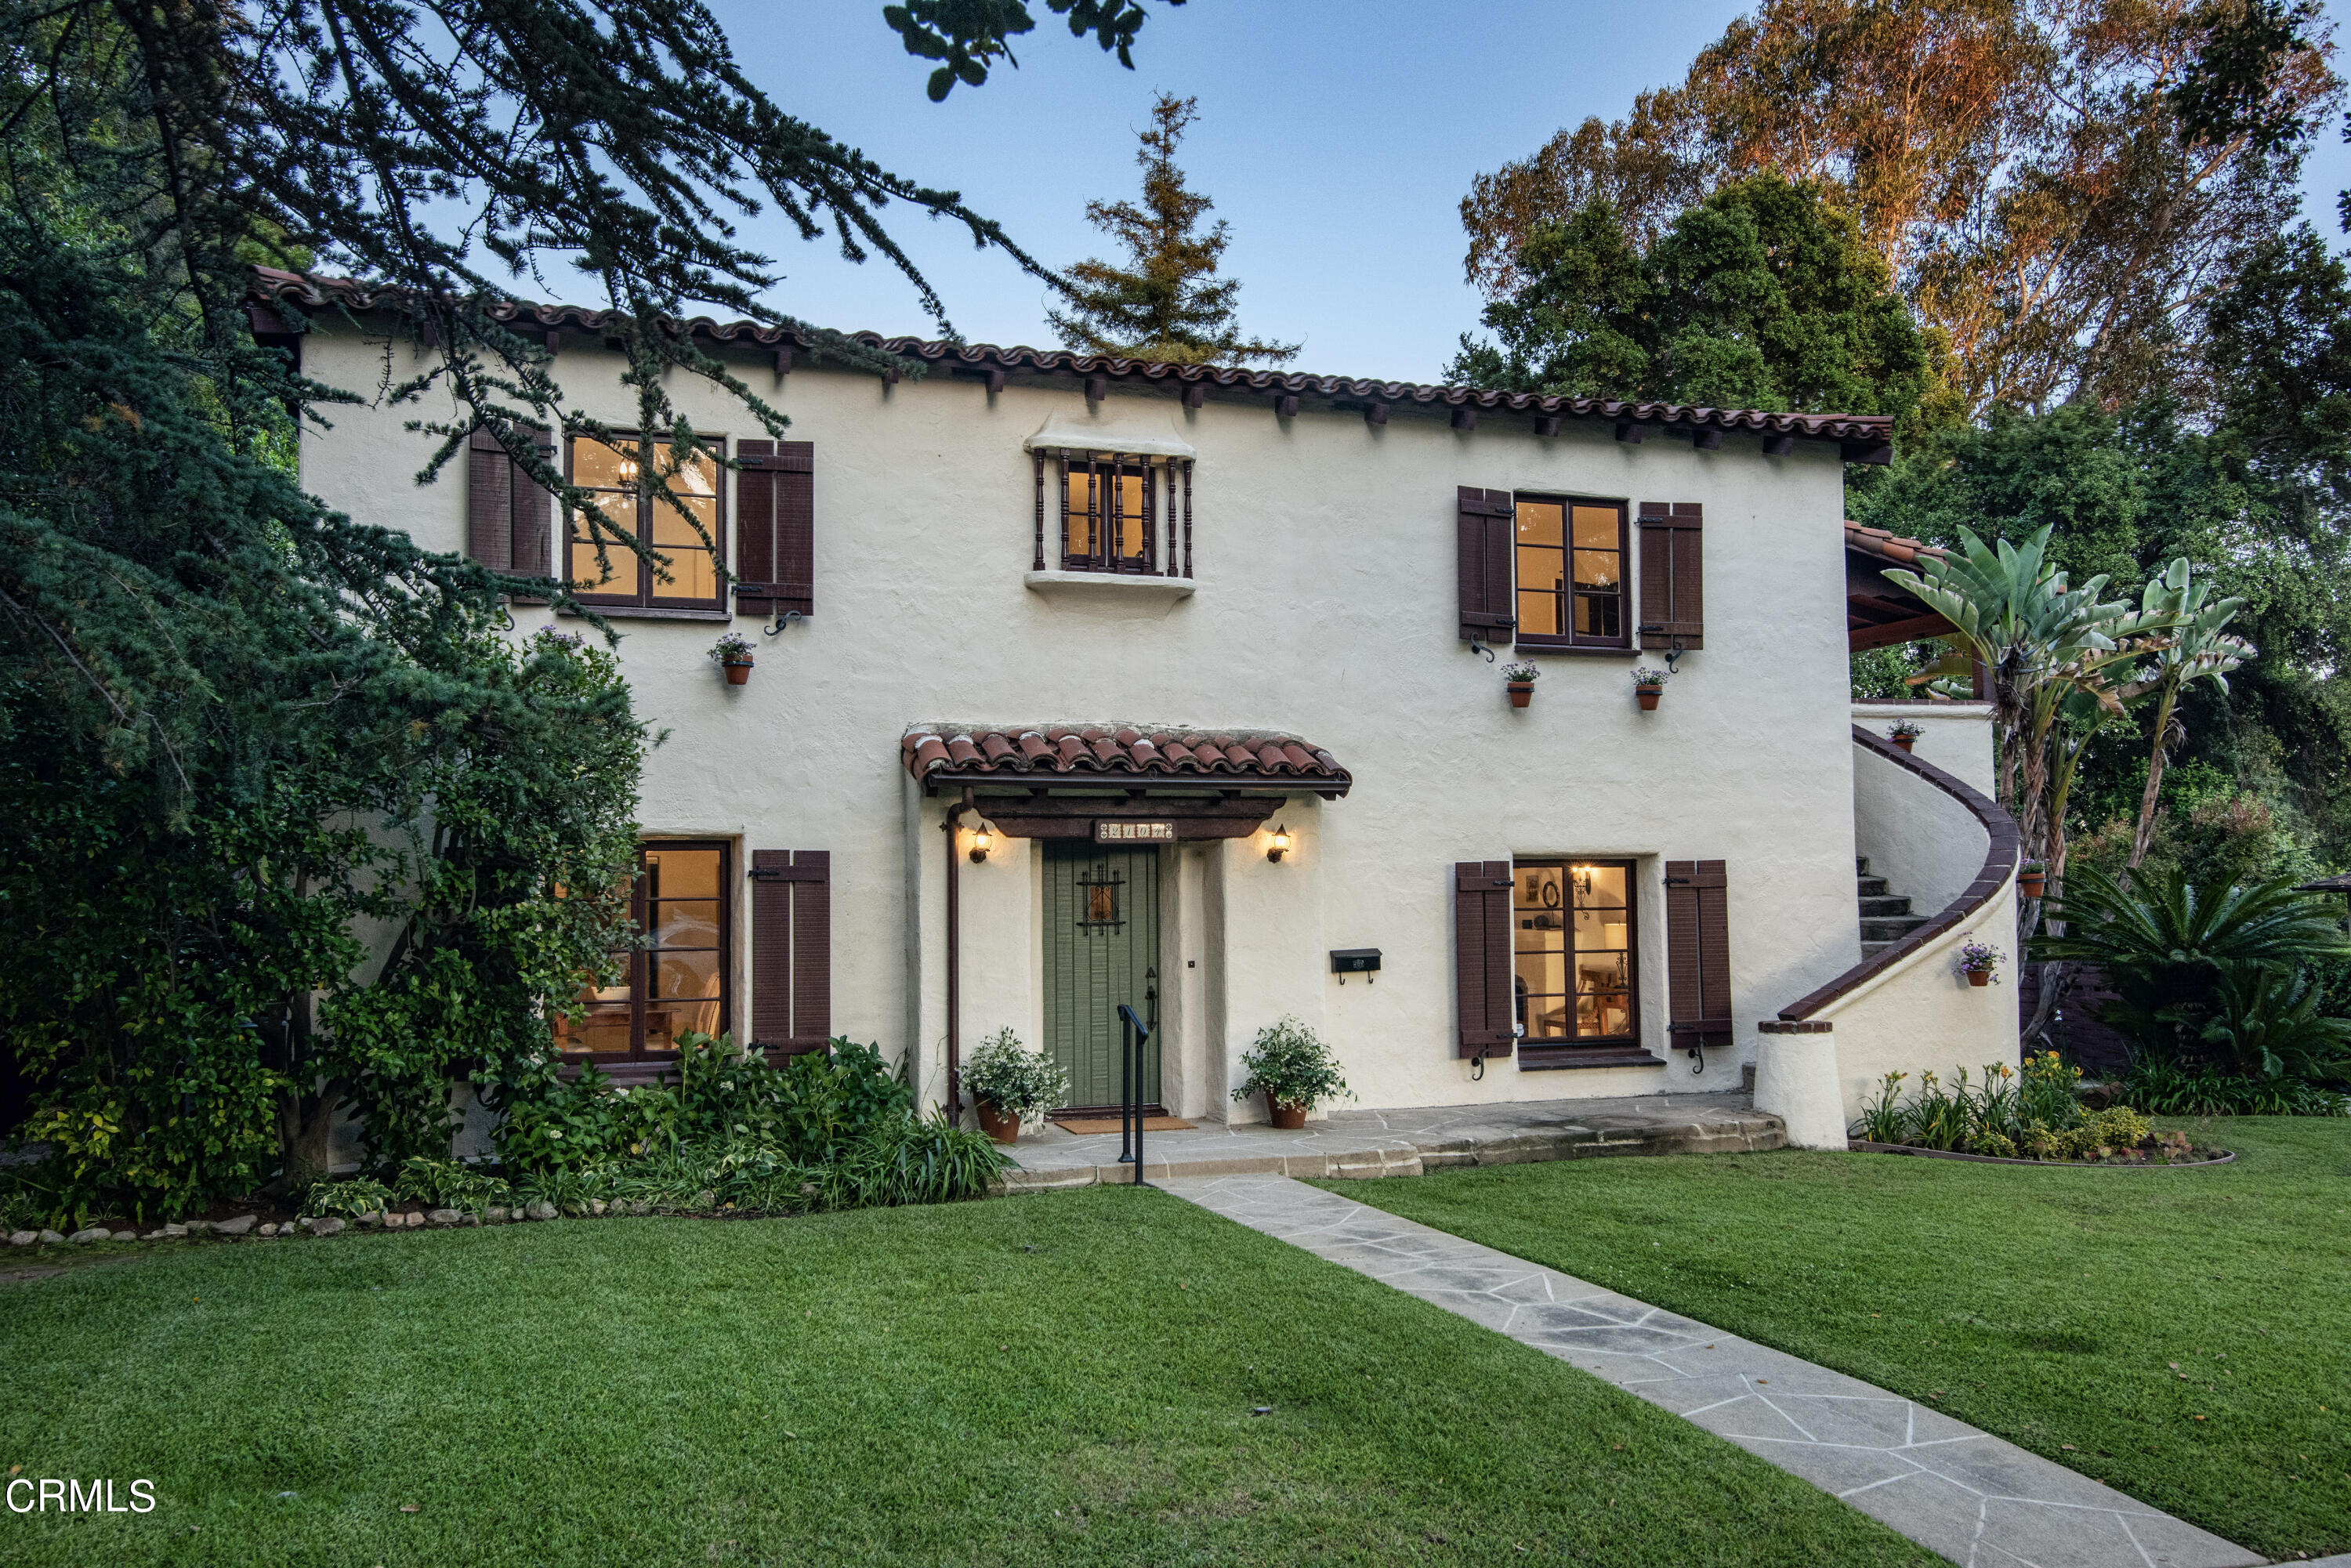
top-left (0, 1186), bottom-right (1931, 1567)
top-left (1320, 1117), bottom-right (2351, 1563)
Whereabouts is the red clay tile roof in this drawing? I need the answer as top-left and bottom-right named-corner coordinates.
top-left (1845, 520), bottom-right (1948, 566)
top-left (250, 268), bottom-right (1894, 447)
top-left (903, 725), bottom-right (1349, 794)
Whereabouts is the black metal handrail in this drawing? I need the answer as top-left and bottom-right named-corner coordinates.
top-left (1116, 1002), bottom-right (1150, 1186)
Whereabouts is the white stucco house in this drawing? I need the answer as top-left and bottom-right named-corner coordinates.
top-left (259, 270), bottom-right (2020, 1149)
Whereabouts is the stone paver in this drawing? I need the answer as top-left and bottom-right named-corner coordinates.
top-left (1157, 1173), bottom-right (2260, 1568)
top-left (1002, 1091), bottom-right (1780, 1193)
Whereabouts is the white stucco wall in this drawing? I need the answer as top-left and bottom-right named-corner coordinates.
top-left (1818, 878), bottom-right (2023, 1124)
top-left (1850, 702), bottom-right (1995, 797)
top-left (300, 323), bottom-right (1871, 1118)
top-left (1851, 722), bottom-right (1995, 918)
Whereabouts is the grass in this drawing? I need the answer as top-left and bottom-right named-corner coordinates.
top-left (1318, 1117), bottom-right (2351, 1563)
top-left (0, 1186), bottom-right (1933, 1567)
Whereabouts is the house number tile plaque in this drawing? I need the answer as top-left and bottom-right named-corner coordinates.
top-left (1096, 820), bottom-right (1176, 842)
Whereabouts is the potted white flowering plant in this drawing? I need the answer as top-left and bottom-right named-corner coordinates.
top-left (959, 1027), bottom-right (1069, 1144)
top-left (1501, 661), bottom-right (1538, 708)
top-left (1230, 1016), bottom-right (1351, 1129)
top-left (1632, 667), bottom-right (1670, 711)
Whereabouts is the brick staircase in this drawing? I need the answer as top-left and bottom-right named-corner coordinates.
top-left (1857, 856), bottom-right (1929, 958)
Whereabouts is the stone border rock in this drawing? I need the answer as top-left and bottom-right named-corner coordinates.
top-left (1848, 1139), bottom-right (2236, 1168)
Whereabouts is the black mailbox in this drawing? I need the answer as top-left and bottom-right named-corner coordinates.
top-left (1330, 948), bottom-right (1382, 983)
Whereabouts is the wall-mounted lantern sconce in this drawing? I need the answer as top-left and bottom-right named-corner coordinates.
top-left (969, 826), bottom-right (993, 864)
top-left (1266, 824), bottom-right (1291, 864)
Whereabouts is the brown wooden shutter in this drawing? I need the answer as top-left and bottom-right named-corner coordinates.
top-left (510, 425), bottom-right (555, 584)
top-left (750, 849), bottom-right (831, 1056)
top-left (1664, 860), bottom-right (1732, 1049)
top-left (1637, 502), bottom-right (1704, 650)
top-left (466, 427), bottom-right (514, 571)
top-left (466, 425), bottom-right (554, 588)
top-left (1456, 487), bottom-right (1516, 644)
top-left (735, 440), bottom-right (814, 618)
top-left (1454, 860), bottom-right (1516, 1057)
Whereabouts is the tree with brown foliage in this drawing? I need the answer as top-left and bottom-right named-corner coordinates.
top-left (1048, 92), bottom-right (1297, 365)
top-left (1460, 0), bottom-right (2338, 418)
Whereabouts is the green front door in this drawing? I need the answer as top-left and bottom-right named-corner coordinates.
top-left (1041, 842), bottom-right (1162, 1110)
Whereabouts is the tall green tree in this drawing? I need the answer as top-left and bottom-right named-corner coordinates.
top-left (0, 0), bottom-right (1182, 1215)
top-left (1046, 92), bottom-right (1297, 365)
top-left (1450, 175), bottom-right (1943, 436)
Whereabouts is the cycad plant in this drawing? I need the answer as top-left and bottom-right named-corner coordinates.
top-left (2036, 868), bottom-right (2351, 1064)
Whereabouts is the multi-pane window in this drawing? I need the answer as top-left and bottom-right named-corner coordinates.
top-left (1514, 498), bottom-right (1628, 648)
top-left (1039, 451), bottom-right (1193, 577)
top-left (1512, 860), bottom-right (1638, 1046)
top-left (556, 842), bottom-right (731, 1063)
top-left (567, 436), bottom-right (725, 611)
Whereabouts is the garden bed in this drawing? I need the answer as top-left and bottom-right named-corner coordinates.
top-left (1847, 1139), bottom-right (2233, 1167)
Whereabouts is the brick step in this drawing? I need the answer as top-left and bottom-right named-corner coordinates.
top-left (1858, 893), bottom-right (1914, 918)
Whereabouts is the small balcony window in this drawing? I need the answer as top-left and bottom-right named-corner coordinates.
top-left (1034, 449), bottom-right (1193, 578)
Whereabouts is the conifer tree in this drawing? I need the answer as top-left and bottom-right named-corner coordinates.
top-left (1048, 93), bottom-right (1297, 365)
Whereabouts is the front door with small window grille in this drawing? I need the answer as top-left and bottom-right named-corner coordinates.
top-left (1041, 842), bottom-right (1161, 1110)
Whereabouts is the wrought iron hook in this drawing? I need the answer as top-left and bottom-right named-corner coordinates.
top-left (762, 609), bottom-right (806, 639)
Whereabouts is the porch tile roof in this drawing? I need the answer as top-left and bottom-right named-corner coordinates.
top-left (1844, 520), bottom-right (1948, 565)
top-left (902, 724), bottom-right (1349, 792)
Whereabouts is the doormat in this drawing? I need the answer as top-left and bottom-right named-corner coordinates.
top-left (1051, 1116), bottom-right (1195, 1135)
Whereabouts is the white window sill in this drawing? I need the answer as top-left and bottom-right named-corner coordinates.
top-left (1024, 570), bottom-right (1196, 600)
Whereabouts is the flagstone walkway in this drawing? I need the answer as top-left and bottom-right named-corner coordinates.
top-left (1157, 1173), bottom-right (2262, 1568)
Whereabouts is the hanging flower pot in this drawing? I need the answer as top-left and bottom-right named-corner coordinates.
top-left (1889, 721), bottom-right (1922, 753)
top-left (711, 632), bottom-right (755, 686)
top-left (2018, 862), bottom-right (2047, 900)
top-left (1632, 666), bottom-right (1670, 712)
top-left (1957, 940), bottom-right (2005, 988)
top-left (1501, 661), bottom-right (1538, 710)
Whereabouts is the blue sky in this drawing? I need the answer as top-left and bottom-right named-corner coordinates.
top-left (708, 1), bottom-right (2351, 386)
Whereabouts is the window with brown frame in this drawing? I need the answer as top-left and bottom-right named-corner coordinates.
top-left (1512, 859), bottom-right (1639, 1048)
top-left (1513, 497), bottom-right (1628, 649)
top-left (1036, 450), bottom-right (1193, 577)
top-left (555, 842), bottom-right (731, 1063)
top-left (566, 436), bottom-right (726, 612)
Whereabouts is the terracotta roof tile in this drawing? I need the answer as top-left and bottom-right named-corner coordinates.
top-left (252, 267), bottom-right (1894, 447)
top-left (903, 723), bottom-right (1349, 793)
top-left (1845, 520), bottom-right (1947, 566)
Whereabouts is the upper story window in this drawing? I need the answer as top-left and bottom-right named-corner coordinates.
top-left (1513, 497), bottom-right (1628, 649)
top-left (1034, 449), bottom-right (1193, 578)
top-left (567, 436), bottom-right (726, 613)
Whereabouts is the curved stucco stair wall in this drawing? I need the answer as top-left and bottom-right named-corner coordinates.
top-left (1755, 728), bottom-right (2022, 1143)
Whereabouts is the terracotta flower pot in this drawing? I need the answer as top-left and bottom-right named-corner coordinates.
top-left (2018, 871), bottom-right (2046, 899)
top-left (1268, 1099), bottom-right (1307, 1131)
top-left (1966, 969), bottom-right (1992, 988)
top-left (1635, 686), bottom-right (1662, 712)
top-left (975, 1100), bottom-right (1020, 1145)
top-left (1890, 733), bottom-right (1917, 752)
top-left (1506, 681), bottom-right (1534, 709)
top-left (723, 660), bottom-right (753, 686)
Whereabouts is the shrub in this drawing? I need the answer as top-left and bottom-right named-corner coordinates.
top-left (959, 1028), bottom-right (1070, 1124)
top-left (299, 1177), bottom-right (397, 1219)
top-left (1230, 1017), bottom-right (1352, 1113)
top-left (393, 1156), bottom-right (513, 1215)
top-left (2037, 869), bottom-right (2351, 1060)
top-left (2199, 966), bottom-right (2351, 1081)
top-left (2116, 1058), bottom-right (2351, 1117)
